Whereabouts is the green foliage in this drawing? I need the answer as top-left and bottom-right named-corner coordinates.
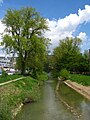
top-left (70, 74), bottom-right (90, 86)
top-left (59, 69), bottom-right (70, 80)
top-left (1, 69), bottom-right (7, 77)
top-left (26, 36), bottom-right (49, 77)
top-left (2, 7), bottom-right (49, 75)
top-left (77, 50), bottom-right (89, 72)
top-left (36, 72), bottom-right (48, 85)
top-left (0, 75), bottom-right (22, 83)
top-left (52, 37), bottom-right (83, 75)
top-left (51, 70), bottom-right (60, 78)
top-left (52, 37), bottom-right (89, 75)
top-left (44, 55), bottom-right (54, 73)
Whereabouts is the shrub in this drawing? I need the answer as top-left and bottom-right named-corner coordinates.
top-left (36, 72), bottom-right (48, 85)
top-left (51, 70), bottom-right (59, 78)
top-left (1, 69), bottom-right (7, 77)
top-left (59, 69), bottom-right (70, 80)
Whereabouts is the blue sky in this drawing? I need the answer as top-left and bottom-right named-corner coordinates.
top-left (0, 0), bottom-right (90, 19)
top-left (0, 0), bottom-right (90, 55)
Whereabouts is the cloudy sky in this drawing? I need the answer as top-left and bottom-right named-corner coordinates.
top-left (0, 0), bottom-right (90, 55)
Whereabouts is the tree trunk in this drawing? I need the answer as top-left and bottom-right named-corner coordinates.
top-left (21, 61), bottom-right (26, 75)
top-left (21, 52), bottom-right (27, 75)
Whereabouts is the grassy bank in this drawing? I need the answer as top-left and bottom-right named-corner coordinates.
top-left (0, 76), bottom-right (41, 120)
top-left (70, 74), bottom-right (90, 86)
top-left (0, 75), bottom-right (22, 83)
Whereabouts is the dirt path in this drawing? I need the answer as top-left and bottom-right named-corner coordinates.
top-left (64, 80), bottom-right (90, 101)
top-left (0, 77), bottom-right (26, 86)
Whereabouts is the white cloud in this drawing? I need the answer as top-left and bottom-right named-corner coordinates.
top-left (0, 19), bottom-right (5, 56)
top-left (77, 32), bottom-right (90, 52)
top-left (44, 5), bottom-right (90, 52)
top-left (77, 32), bottom-right (87, 41)
top-left (77, 32), bottom-right (88, 52)
top-left (78, 5), bottom-right (90, 23)
top-left (0, 19), bottom-right (5, 42)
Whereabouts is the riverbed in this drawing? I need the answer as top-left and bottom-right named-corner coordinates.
top-left (15, 80), bottom-right (90, 120)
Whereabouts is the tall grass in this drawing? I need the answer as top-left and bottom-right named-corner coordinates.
top-left (70, 74), bottom-right (90, 86)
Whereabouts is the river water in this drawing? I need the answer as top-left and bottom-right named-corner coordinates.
top-left (15, 80), bottom-right (90, 120)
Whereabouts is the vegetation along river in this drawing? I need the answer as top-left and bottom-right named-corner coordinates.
top-left (15, 80), bottom-right (90, 120)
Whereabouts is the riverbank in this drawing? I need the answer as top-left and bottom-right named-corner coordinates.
top-left (0, 74), bottom-right (22, 83)
top-left (0, 76), bottom-right (41, 120)
top-left (64, 80), bottom-right (90, 101)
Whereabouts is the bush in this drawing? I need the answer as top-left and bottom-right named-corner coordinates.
top-left (36, 72), bottom-right (48, 85)
top-left (51, 70), bottom-right (59, 78)
top-left (59, 69), bottom-right (70, 80)
top-left (1, 69), bottom-right (7, 77)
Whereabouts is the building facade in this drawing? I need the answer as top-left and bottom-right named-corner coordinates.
top-left (0, 56), bottom-right (16, 68)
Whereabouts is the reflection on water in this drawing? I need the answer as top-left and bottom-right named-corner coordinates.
top-left (58, 83), bottom-right (90, 120)
top-left (15, 81), bottom-right (90, 120)
top-left (80, 100), bottom-right (90, 120)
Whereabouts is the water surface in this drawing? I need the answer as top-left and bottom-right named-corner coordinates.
top-left (15, 80), bottom-right (90, 120)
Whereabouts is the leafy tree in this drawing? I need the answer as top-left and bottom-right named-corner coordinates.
top-left (26, 36), bottom-right (49, 77)
top-left (59, 69), bottom-right (70, 80)
top-left (2, 7), bottom-right (49, 75)
top-left (78, 50), bottom-right (89, 73)
top-left (52, 37), bottom-right (82, 76)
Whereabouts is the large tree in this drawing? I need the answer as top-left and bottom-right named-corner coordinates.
top-left (52, 37), bottom-right (82, 76)
top-left (2, 7), bottom-right (49, 75)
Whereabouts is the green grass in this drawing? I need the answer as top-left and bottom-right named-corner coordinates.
top-left (0, 72), bottom-right (48, 120)
top-left (0, 76), bottom-right (40, 120)
top-left (0, 74), bottom-right (22, 83)
top-left (70, 74), bottom-right (90, 86)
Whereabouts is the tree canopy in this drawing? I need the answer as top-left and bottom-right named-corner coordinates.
top-left (52, 37), bottom-right (83, 76)
top-left (2, 7), bottom-right (49, 75)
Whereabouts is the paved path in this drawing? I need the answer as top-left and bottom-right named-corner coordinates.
top-left (0, 77), bottom-right (26, 86)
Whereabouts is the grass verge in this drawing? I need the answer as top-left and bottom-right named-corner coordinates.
top-left (70, 74), bottom-right (90, 86)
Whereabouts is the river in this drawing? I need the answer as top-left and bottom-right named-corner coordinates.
top-left (15, 80), bottom-right (90, 120)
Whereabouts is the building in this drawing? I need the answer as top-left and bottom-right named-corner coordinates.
top-left (0, 56), bottom-right (16, 69)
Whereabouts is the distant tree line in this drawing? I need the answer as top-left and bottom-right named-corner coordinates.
top-left (50, 37), bottom-right (89, 77)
